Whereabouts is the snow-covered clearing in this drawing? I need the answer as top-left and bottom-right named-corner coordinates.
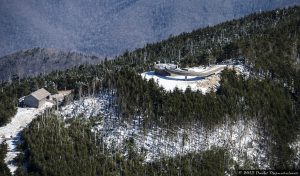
top-left (60, 95), bottom-right (109, 119)
top-left (0, 102), bottom-right (53, 174)
top-left (141, 64), bottom-right (247, 93)
top-left (59, 93), bottom-right (269, 168)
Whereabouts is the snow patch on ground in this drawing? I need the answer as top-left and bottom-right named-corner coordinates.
top-left (60, 94), bottom-right (111, 119)
top-left (59, 94), bottom-right (268, 168)
top-left (0, 102), bottom-right (54, 174)
top-left (95, 117), bottom-right (267, 168)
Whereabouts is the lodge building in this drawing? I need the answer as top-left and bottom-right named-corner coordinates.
top-left (23, 88), bottom-right (51, 108)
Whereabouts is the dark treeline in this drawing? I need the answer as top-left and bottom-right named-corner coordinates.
top-left (0, 5), bottom-right (299, 173)
top-left (0, 143), bottom-right (11, 176)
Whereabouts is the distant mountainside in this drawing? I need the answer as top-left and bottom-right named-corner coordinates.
top-left (0, 0), bottom-right (299, 57)
top-left (0, 48), bottom-right (103, 81)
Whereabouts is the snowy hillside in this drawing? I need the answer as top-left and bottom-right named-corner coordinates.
top-left (0, 0), bottom-right (299, 57)
top-left (2, 91), bottom-right (298, 174)
top-left (58, 92), bottom-right (273, 168)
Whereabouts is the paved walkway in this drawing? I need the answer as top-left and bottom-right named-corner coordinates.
top-left (165, 65), bottom-right (227, 77)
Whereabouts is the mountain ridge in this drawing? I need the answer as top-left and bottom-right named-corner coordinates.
top-left (0, 47), bottom-right (104, 81)
top-left (0, 0), bottom-right (299, 57)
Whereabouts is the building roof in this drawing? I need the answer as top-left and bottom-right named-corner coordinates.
top-left (30, 88), bottom-right (51, 100)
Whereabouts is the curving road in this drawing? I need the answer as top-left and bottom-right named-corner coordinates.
top-left (164, 65), bottom-right (227, 77)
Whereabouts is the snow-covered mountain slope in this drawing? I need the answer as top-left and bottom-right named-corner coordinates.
top-left (0, 0), bottom-right (299, 57)
top-left (2, 92), bottom-right (298, 173)
top-left (58, 93), bottom-right (275, 168)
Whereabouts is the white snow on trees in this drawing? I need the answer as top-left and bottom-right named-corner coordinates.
top-left (59, 93), bottom-right (270, 168)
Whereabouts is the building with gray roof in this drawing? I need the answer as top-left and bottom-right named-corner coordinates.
top-left (24, 88), bottom-right (51, 108)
